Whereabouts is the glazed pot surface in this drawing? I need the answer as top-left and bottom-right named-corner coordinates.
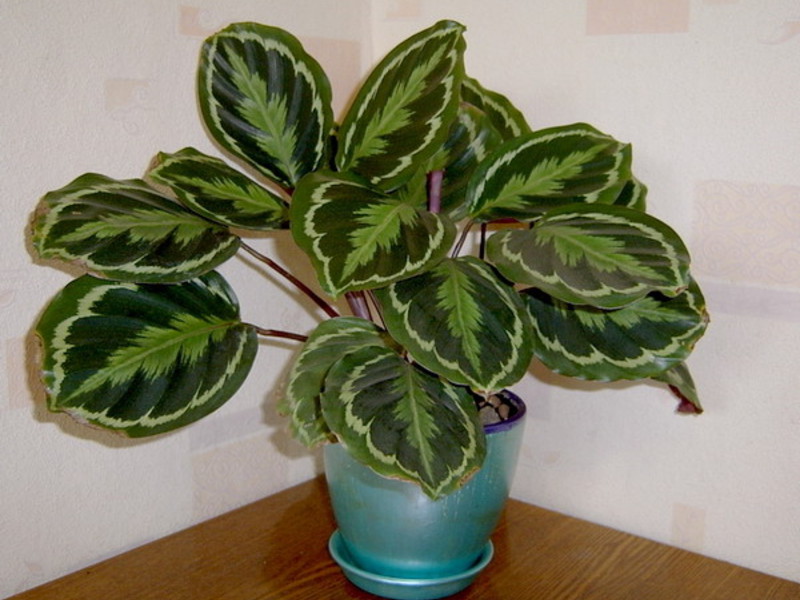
top-left (324, 391), bottom-right (526, 580)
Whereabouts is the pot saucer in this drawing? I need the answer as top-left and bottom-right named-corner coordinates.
top-left (328, 530), bottom-right (493, 600)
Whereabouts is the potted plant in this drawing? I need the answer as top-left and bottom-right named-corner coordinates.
top-left (30, 19), bottom-right (708, 599)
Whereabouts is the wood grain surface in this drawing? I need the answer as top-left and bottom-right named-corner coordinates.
top-left (10, 476), bottom-right (800, 599)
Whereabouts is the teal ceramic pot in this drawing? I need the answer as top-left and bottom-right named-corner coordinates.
top-left (324, 390), bottom-right (526, 596)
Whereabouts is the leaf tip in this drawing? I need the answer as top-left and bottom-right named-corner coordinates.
top-left (674, 392), bottom-right (703, 415)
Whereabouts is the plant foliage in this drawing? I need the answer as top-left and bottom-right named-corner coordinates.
top-left (31, 20), bottom-right (708, 498)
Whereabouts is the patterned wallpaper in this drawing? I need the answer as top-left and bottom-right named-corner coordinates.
top-left (586, 0), bottom-right (692, 34)
top-left (694, 181), bottom-right (800, 290)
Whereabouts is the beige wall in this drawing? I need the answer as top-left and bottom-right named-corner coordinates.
top-left (2, 0), bottom-right (799, 595)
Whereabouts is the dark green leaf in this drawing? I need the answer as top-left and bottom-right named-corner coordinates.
top-left (290, 170), bottom-right (455, 297)
top-left (32, 174), bottom-right (239, 283)
top-left (461, 76), bottom-right (530, 140)
top-left (376, 257), bottom-right (534, 393)
top-left (486, 203), bottom-right (691, 308)
top-left (653, 362), bottom-right (704, 414)
top-left (430, 102), bottom-right (504, 219)
top-left (148, 147), bottom-right (288, 230)
top-left (35, 272), bottom-right (257, 436)
top-left (321, 345), bottom-right (486, 499)
top-left (467, 123), bottom-right (632, 222)
top-left (336, 20), bottom-right (465, 191)
top-left (523, 278), bottom-right (709, 381)
top-left (280, 317), bottom-right (391, 447)
top-left (613, 176), bottom-right (648, 211)
top-left (198, 22), bottom-right (334, 188)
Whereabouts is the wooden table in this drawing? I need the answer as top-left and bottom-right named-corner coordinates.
top-left (11, 476), bottom-right (800, 599)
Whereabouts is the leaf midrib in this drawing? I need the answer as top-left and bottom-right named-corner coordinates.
top-left (71, 318), bottom-right (236, 398)
top-left (538, 224), bottom-right (665, 281)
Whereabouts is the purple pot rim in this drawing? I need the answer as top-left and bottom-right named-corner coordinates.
top-left (483, 389), bottom-right (526, 435)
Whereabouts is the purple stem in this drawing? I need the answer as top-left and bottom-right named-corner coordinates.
top-left (427, 170), bottom-right (444, 214)
top-left (345, 291), bottom-right (371, 321)
top-left (240, 242), bottom-right (339, 319)
top-left (252, 327), bottom-right (308, 342)
top-left (451, 219), bottom-right (475, 258)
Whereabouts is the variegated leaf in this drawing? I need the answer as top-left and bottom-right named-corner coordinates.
top-left (394, 167), bottom-right (431, 208)
top-left (428, 102), bottom-right (503, 219)
top-left (461, 76), bottom-right (530, 141)
top-left (653, 362), bottom-right (703, 414)
top-left (290, 170), bottom-right (456, 297)
top-left (321, 345), bottom-right (486, 499)
top-left (466, 123), bottom-right (632, 222)
top-left (148, 147), bottom-right (288, 230)
top-left (613, 176), bottom-right (648, 211)
top-left (522, 278), bottom-right (708, 381)
top-left (198, 22), bottom-right (333, 188)
top-left (336, 20), bottom-right (465, 191)
top-left (279, 317), bottom-right (392, 447)
top-left (32, 174), bottom-right (239, 284)
top-left (486, 203), bottom-right (691, 309)
top-left (375, 257), bottom-right (534, 393)
top-left (35, 272), bottom-right (258, 437)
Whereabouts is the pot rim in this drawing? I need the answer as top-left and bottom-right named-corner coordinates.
top-left (484, 389), bottom-right (526, 435)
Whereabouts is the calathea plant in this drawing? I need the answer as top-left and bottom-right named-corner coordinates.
top-left (31, 20), bottom-right (708, 499)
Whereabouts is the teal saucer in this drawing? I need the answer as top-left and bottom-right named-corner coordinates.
top-left (328, 530), bottom-right (494, 600)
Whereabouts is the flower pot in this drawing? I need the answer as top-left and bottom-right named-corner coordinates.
top-left (325, 390), bottom-right (526, 599)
